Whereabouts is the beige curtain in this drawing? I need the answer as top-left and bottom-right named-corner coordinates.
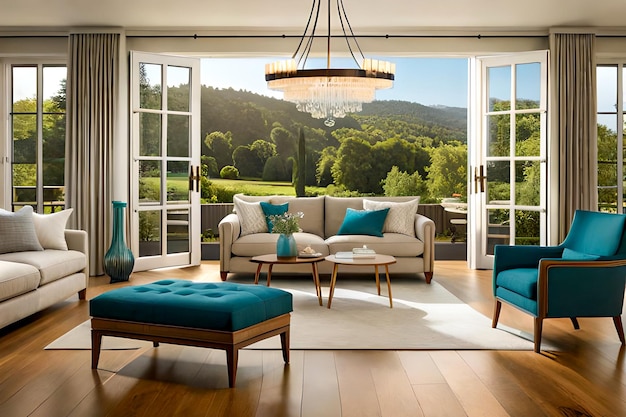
top-left (65, 33), bottom-right (119, 276)
top-left (551, 33), bottom-right (597, 240)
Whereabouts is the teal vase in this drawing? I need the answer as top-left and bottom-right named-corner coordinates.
top-left (276, 233), bottom-right (297, 259)
top-left (103, 201), bottom-right (135, 283)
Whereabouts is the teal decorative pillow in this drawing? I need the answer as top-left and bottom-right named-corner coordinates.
top-left (0, 206), bottom-right (44, 254)
top-left (337, 208), bottom-right (390, 237)
top-left (260, 202), bottom-right (289, 232)
top-left (561, 248), bottom-right (600, 260)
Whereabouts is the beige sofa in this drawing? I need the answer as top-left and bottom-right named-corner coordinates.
top-left (218, 195), bottom-right (435, 283)
top-left (0, 229), bottom-right (88, 329)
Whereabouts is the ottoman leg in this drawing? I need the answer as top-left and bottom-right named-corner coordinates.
top-left (226, 347), bottom-right (239, 388)
top-left (91, 330), bottom-right (103, 369)
top-left (280, 327), bottom-right (290, 364)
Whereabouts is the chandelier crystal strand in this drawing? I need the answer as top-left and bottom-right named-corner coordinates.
top-left (264, 0), bottom-right (395, 126)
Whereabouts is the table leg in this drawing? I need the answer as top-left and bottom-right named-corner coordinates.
top-left (311, 262), bottom-right (323, 306)
top-left (267, 264), bottom-right (273, 287)
top-left (385, 265), bottom-right (393, 308)
top-left (374, 265), bottom-right (381, 295)
top-left (327, 263), bottom-right (339, 309)
top-left (254, 263), bottom-right (263, 285)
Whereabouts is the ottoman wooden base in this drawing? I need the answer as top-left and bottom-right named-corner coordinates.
top-left (91, 313), bottom-right (290, 388)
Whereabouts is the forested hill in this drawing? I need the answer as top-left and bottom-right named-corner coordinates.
top-left (200, 86), bottom-right (467, 149)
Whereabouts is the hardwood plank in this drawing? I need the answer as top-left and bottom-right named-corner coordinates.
top-left (334, 350), bottom-right (382, 417)
top-left (301, 351), bottom-right (342, 417)
top-left (429, 351), bottom-right (510, 417)
top-left (397, 351), bottom-right (446, 385)
top-left (412, 383), bottom-right (467, 417)
top-left (368, 351), bottom-right (424, 417)
top-left (254, 350), bottom-right (304, 417)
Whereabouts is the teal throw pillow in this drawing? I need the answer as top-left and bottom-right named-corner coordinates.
top-left (260, 202), bottom-right (289, 232)
top-left (337, 208), bottom-right (390, 237)
top-left (561, 248), bottom-right (600, 261)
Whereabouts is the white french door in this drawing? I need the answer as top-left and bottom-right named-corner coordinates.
top-left (130, 52), bottom-right (201, 271)
top-left (469, 51), bottom-right (548, 269)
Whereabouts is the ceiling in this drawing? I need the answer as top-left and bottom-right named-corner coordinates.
top-left (2, 0), bottom-right (626, 34)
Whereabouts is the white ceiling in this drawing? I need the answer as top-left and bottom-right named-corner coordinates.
top-left (2, 0), bottom-right (626, 34)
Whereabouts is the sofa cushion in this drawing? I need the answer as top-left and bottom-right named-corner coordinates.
top-left (337, 208), bottom-right (389, 237)
top-left (233, 196), bottom-right (268, 236)
top-left (260, 202), bottom-right (289, 232)
top-left (0, 206), bottom-right (43, 254)
top-left (0, 261), bottom-right (41, 302)
top-left (363, 199), bottom-right (419, 237)
top-left (232, 232), bottom-right (328, 257)
top-left (326, 233), bottom-right (424, 257)
top-left (0, 250), bottom-right (86, 285)
top-left (270, 196), bottom-right (325, 237)
top-left (32, 208), bottom-right (73, 250)
top-left (324, 196), bottom-right (366, 237)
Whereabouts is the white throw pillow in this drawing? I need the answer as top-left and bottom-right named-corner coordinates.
top-left (233, 196), bottom-right (268, 236)
top-left (363, 199), bottom-right (419, 237)
top-left (0, 206), bottom-right (44, 254)
top-left (32, 208), bottom-right (74, 250)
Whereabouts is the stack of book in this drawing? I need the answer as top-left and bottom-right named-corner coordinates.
top-left (335, 246), bottom-right (377, 259)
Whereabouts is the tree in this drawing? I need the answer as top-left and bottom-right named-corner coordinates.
top-left (316, 147), bottom-right (336, 186)
top-left (382, 166), bottom-right (428, 198)
top-left (232, 145), bottom-right (262, 177)
top-left (332, 137), bottom-right (374, 192)
top-left (263, 155), bottom-right (288, 181)
top-left (294, 128), bottom-right (306, 196)
top-left (220, 165), bottom-right (239, 179)
top-left (270, 126), bottom-right (295, 161)
top-left (427, 143), bottom-right (467, 200)
top-left (204, 131), bottom-right (233, 170)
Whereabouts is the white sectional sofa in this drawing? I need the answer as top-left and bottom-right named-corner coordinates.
top-left (0, 207), bottom-right (88, 329)
top-left (218, 195), bottom-right (435, 283)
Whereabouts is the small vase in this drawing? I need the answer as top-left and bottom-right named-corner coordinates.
top-left (276, 233), bottom-right (297, 259)
top-left (103, 201), bottom-right (135, 283)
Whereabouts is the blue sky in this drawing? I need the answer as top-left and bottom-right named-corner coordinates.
top-left (201, 57), bottom-right (470, 108)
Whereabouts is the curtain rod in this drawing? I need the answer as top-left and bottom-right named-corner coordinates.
top-left (125, 33), bottom-right (548, 40)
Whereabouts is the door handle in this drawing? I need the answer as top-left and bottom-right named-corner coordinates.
top-left (194, 165), bottom-right (201, 192)
top-left (189, 166), bottom-right (201, 192)
top-left (474, 165), bottom-right (486, 193)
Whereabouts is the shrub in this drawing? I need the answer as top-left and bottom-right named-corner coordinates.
top-left (220, 165), bottom-right (239, 179)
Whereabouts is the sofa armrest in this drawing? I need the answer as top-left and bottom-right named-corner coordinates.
top-left (218, 213), bottom-right (241, 275)
top-left (415, 214), bottom-right (435, 274)
top-left (65, 229), bottom-right (89, 277)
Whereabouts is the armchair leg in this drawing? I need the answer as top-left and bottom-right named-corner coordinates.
top-left (613, 316), bottom-right (625, 345)
top-left (220, 272), bottom-right (228, 281)
top-left (492, 300), bottom-right (502, 328)
top-left (533, 317), bottom-right (543, 353)
top-left (570, 317), bottom-right (580, 330)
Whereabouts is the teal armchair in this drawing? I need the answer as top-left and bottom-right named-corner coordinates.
top-left (492, 210), bottom-right (626, 352)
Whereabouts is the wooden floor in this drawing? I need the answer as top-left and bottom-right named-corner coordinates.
top-left (0, 261), bottom-right (625, 417)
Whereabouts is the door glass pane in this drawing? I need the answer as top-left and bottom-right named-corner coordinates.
top-left (167, 161), bottom-right (189, 203)
top-left (515, 63), bottom-right (541, 109)
top-left (488, 66), bottom-right (511, 111)
top-left (487, 114), bottom-right (510, 157)
top-left (515, 210), bottom-right (540, 246)
top-left (12, 66), bottom-right (36, 111)
top-left (167, 66), bottom-right (190, 112)
top-left (139, 160), bottom-right (161, 203)
top-left (139, 63), bottom-right (162, 110)
top-left (487, 161), bottom-right (510, 203)
top-left (515, 113), bottom-right (540, 156)
top-left (515, 161), bottom-right (540, 205)
top-left (140, 113), bottom-right (162, 156)
top-left (598, 66), bottom-right (617, 113)
top-left (167, 209), bottom-right (189, 254)
top-left (139, 210), bottom-right (162, 256)
top-left (487, 208), bottom-right (510, 255)
top-left (13, 114), bottom-right (37, 163)
top-left (167, 114), bottom-right (190, 157)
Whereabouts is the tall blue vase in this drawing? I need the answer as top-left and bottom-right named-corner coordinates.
top-left (276, 233), bottom-right (297, 259)
top-left (103, 201), bottom-right (135, 283)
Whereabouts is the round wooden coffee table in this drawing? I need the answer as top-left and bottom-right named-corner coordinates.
top-left (325, 254), bottom-right (397, 309)
top-left (250, 254), bottom-right (325, 306)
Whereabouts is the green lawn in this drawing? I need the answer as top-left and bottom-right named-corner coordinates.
top-left (209, 178), bottom-right (327, 196)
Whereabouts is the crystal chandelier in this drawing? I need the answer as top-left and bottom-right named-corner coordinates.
top-left (265, 0), bottom-right (395, 127)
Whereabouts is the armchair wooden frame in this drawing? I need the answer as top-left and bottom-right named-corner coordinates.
top-left (493, 258), bottom-right (626, 353)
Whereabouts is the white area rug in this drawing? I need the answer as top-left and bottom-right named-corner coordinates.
top-left (45, 277), bottom-right (537, 351)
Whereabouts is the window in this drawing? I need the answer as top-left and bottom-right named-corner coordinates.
top-left (10, 64), bottom-right (67, 213)
top-left (596, 64), bottom-right (625, 212)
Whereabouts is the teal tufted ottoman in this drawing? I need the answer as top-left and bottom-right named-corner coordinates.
top-left (89, 279), bottom-right (293, 387)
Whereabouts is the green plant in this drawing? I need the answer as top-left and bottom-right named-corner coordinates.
top-left (220, 165), bottom-right (239, 179)
top-left (268, 212), bottom-right (304, 234)
top-left (201, 228), bottom-right (219, 242)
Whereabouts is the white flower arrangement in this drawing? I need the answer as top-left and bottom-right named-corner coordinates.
top-left (269, 212), bottom-right (304, 234)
